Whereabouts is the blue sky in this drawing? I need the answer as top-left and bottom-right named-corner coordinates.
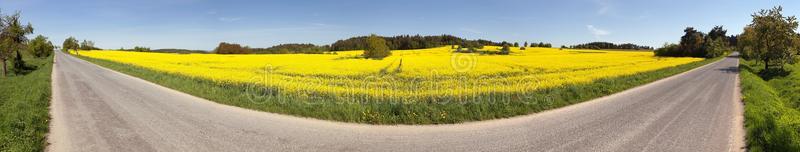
top-left (1, 0), bottom-right (798, 50)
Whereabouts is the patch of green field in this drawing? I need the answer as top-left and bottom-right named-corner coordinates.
top-left (75, 54), bottom-right (719, 124)
top-left (739, 60), bottom-right (800, 151)
top-left (0, 53), bottom-right (53, 152)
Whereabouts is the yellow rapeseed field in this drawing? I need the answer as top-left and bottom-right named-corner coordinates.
top-left (74, 46), bottom-right (702, 103)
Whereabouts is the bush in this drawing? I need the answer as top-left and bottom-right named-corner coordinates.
top-left (27, 35), bottom-right (54, 58)
top-left (133, 46), bottom-right (150, 52)
top-left (362, 35), bottom-right (391, 59)
top-left (654, 43), bottom-right (682, 57)
top-left (499, 44), bottom-right (510, 55)
top-left (214, 42), bottom-right (251, 54)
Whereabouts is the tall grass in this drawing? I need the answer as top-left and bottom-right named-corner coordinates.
top-left (76, 55), bottom-right (719, 124)
top-left (740, 60), bottom-right (800, 151)
top-left (0, 54), bottom-right (53, 151)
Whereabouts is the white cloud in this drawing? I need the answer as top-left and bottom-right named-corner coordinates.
top-left (586, 25), bottom-right (610, 38)
top-left (218, 17), bottom-right (243, 22)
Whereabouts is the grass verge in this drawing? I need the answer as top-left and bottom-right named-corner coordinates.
top-left (75, 54), bottom-right (720, 124)
top-left (0, 54), bottom-right (53, 151)
top-left (739, 60), bottom-right (800, 151)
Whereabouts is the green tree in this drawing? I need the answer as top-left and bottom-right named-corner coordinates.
top-left (27, 35), bottom-right (54, 58)
top-left (707, 25), bottom-right (728, 41)
top-left (702, 26), bottom-right (730, 58)
top-left (80, 39), bottom-right (95, 50)
top-left (513, 42), bottom-right (519, 47)
top-left (739, 6), bottom-right (799, 71)
top-left (679, 27), bottom-right (706, 57)
top-left (705, 38), bottom-right (728, 58)
top-left (62, 36), bottom-right (79, 55)
top-left (362, 34), bottom-right (391, 59)
top-left (214, 42), bottom-right (251, 54)
top-left (0, 11), bottom-right (33, 76)
top-left (655, 43), bottom-right (681, 57)
top-left (500, 44), bottom-right (510, 55)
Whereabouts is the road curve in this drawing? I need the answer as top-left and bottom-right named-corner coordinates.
top-left (48, 51), bottom-right (745, 152)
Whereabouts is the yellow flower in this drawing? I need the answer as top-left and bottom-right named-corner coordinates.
top-left (76, 46), bottom-right (701, 103)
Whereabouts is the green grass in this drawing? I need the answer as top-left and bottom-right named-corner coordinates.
top-left (740, 60), bottom-right (800, 152)
top-left (75, 54), bottom-right (719, 124)
top-left (0, 53), bottom-right (53, 152)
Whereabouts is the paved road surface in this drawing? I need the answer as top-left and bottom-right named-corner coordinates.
top-left (48, 51), bottom-right (745, 152)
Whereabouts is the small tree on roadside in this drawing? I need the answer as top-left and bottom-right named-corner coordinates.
top-left (362, 34), bottom-right (391, 59)
top-left (62, 36), bottom-right (79, 55)
top-left (27, 35), bottom-right (54, 58)
top-left (0, 11), bottom-right (33, 76)
top-left (738, 6), bottom-right (799, 72)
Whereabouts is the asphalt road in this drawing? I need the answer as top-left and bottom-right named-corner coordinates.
top-left (48, 51), bottom-right (745, 152)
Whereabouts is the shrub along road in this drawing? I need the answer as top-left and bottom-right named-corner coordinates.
top-left (48, 51), bottom-right (744, 151)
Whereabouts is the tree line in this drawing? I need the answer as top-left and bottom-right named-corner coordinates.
top-left (655, 6), bottom-right (799, 73)
top-left (251, 43), bottom-right (329, 54)
top-left (527, 42), bottom-right (552, 48)
top-left (61, 36), bottom-right (102, 56)
top-left (329, 34), bottom-right (502, 51)
top-left (213, 42), bottom-right (331, 54)
top-left (654, 26), bottom-right (734, 58)
top-left (570, 42), bottom-right (652, 50)
top-left (212, 34), bottom-right (563, 59)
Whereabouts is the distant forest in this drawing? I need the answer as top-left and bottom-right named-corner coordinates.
top-left (209, 34), bottom-right (507, 54)
top-left (329, 35), bottom-right (502, 51)
top-left (252, 43), bottom-right (329, 54)
top-left (134, 34), bottom-right (656, 55)
top-left (569, 42), bottom-right (653, 50)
